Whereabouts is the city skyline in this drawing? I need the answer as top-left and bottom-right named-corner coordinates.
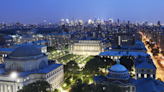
top-left (1, 0), bottom-right (164, 24)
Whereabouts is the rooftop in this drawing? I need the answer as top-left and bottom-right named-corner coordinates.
top-left (0, 63), bottom-right (62, 77)
top-left (99, 51), bottom-right (148, 57)
top-left (135, 57), bottom-right (156, 69)
top-left (9, 45), bottom-right (42, 57)
top-left (0, 48), bottom-right (15, 52)
top-left (136, 77), bottom-right (164, 92)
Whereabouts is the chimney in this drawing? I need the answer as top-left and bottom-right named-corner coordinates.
top-left (127, 51), bottom-right (129, 54)
top-left (119, 51), bottom-right (121, 54)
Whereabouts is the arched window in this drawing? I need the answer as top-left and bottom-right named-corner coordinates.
top-left (39, 60), bottom-right (46, 69)
top-left (9, 62), bottom-right (22, 71)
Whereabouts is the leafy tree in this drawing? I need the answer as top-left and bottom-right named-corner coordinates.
top-left (18, 80), bottom-right (51, 92)
top-left (149, 44), bottom-right (154, 49)
top-left (157, 78), bottom-right (162, 81)
top-left (65, 60), bottom-right (79, 79)
top-left (151, 48), bottom-right (159, 56)
top-left (81, 83), bottom-right (122, 92)
top-left (120, 55), bottom-right (134, 71)
top-left (53, 89), bottom-right (60, 92)
top-left (82, 58), bottom-right (100, 75)
top-left (47, 47), bottom-right (56, 52)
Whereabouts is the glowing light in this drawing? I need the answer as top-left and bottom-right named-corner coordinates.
top-left (10, 72), bottom-right (17, 78)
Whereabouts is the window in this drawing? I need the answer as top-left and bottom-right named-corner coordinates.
top-left (138, 74), bottom-right (141, 78)
top-left (18, 86), bottom-right (20, 89)
top-left (17, 79), bottom-right (20, 83)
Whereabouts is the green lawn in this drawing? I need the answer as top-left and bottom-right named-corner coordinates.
top-left (81, 56), bottom-right (94, 64)
top-left (76, 57), bottom-right (84, 63)
top-left (57, 54), bottom-right (80, 63)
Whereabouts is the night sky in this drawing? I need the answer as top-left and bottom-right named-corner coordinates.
top-left (0, 0), bottom-right (164, 24)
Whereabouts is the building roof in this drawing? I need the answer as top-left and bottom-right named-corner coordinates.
top-left (135, 57), bottom-right (156, 69)
top-left (11, 44), bottom-right (46, 48)
top-left (109, 64), bottom-right (127, 72)
top-left (0, 63), bottom-right (62, 77)
top-left (136, 77), bottom-right (164, 92)
top-left (0, 48), bottom-right (15, 52)
top-left (93, 75), bottom-right (106, 82)
top-left (9, 45), bottom-right (42, 57)
top-left (99, 51), bottom-right (148, 57)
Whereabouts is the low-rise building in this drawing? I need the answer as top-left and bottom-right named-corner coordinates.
top-left (135, 56), bottom-right (156, 79)
top-left (99, 51), bottom-right (149, 61)
top-left (94, 60), bottom-right (136, 92)
top-left (0, 34), bottom-right (13, 47)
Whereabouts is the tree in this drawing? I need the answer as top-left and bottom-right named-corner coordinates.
top-left (18, 80), bottom-right (51, 92)
top-left (53, 89), bottom-right (60, 92)
top-left (149, 44), bottom-right (154, 49)
top-left (151, 48), bottom-right (159, 56)
top-left (81, 83), bottom-right (122, 92)
top-left (157, 78), bottom-right (162, 81)
top-left (65, 60), bottom-right (79, 79)
top-left (120, 55), bottom-right (134, 71)
top-left (47, 47), bottom-right (56, 52)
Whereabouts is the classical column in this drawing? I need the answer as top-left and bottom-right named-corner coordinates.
top-left (4, 85), bottom-right (7, 92)
top-left (0, 84), bottom-right (3, 92)
top-left (9, 85), bottom-right (12, 92)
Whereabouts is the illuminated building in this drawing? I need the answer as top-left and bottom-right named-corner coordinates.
top-left (94, 59), bottom-right (136, 92)
top-left (114, 33), bottom-right (135, 46)
top-left (69, 39), bottom-right (107, 55)
top-left (0, 45), bottom-right (64, 92)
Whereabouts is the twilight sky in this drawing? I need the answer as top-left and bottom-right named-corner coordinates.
top-left (0, 0), bottom-right (164, 24)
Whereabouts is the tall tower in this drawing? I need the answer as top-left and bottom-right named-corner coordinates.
top-left (95, 16), bottom-right (97, 22)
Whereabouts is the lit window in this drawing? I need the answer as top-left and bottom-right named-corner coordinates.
top-left (138, 74), bottom-right (141, 78)
top-left (144, 74), bottom-right (147, 78)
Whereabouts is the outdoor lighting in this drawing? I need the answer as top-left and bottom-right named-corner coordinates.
top-left (10, 72), bottom-right (17, 78)
top-left (63, 83), bottom-right (67, 87)
top-left (70, 78), bottom-right (73, 82)
top-left (103, 87), bottom-right (105, 90)
top-left (10, 72), bottom-right (17, 92)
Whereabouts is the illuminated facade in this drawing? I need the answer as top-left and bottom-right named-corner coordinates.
top-left (69, 40), bottom-right (107, 55)
top-left (0, 45), bottom-right (64, 92)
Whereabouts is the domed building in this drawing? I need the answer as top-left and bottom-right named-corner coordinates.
top-left (94, 59), bottom-right (136, 92)
top-left (5, 45), bottom-right (47, 71)
top-left (0, 45), bottom-right (64, 92)
top-left (106, 60), bottom-right (130, 83)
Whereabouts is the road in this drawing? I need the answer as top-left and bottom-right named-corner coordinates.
top-left (140, 31), bottom-right (164, 81)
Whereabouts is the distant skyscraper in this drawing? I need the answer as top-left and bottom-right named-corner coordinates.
top-left (88, 19), bottom-right (92, 24)
top-left (66, 19), bottom-right (69, 23)
top-left (117, 19), bottom-right (119, 23)
top-left (72, 17), bottom-right (74, 22)
top-left (157, 21), bottom-right (161, 27)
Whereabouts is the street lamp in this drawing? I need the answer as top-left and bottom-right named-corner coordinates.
top-left (10, 72), bottom-right (17, 92)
